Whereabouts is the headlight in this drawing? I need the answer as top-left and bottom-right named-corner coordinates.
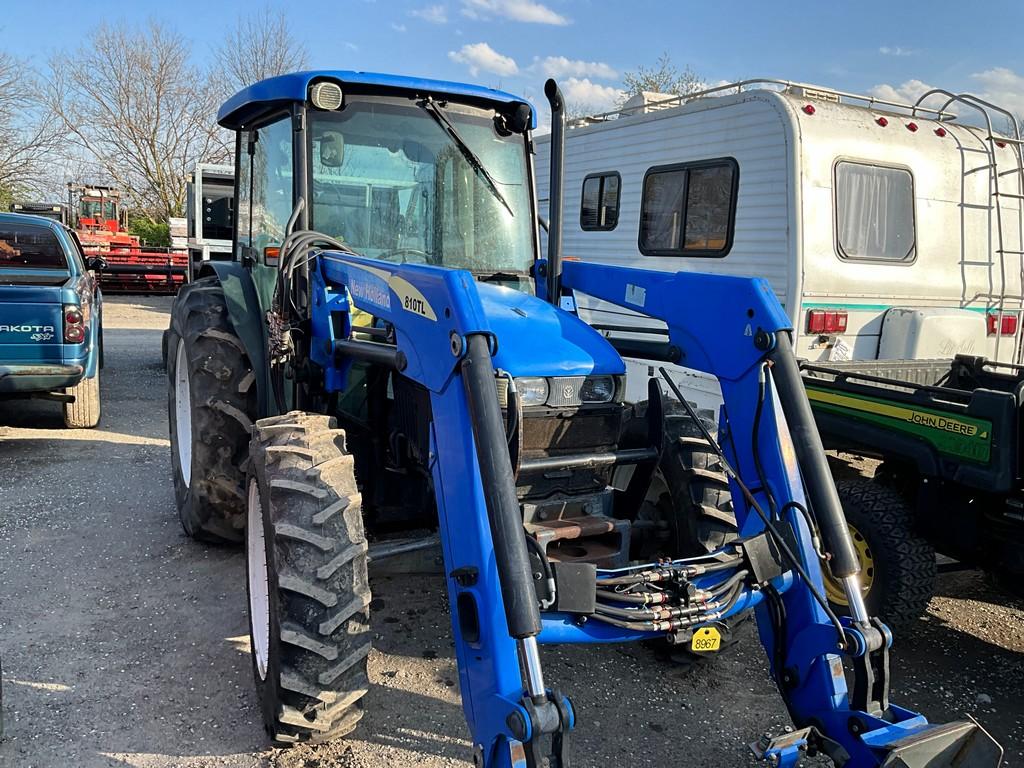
top-left (579, 375), bottom-right (616, 403)
top-left (517, 377), bottom-right (549, 406)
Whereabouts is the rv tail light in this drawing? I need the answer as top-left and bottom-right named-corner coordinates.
top-left (996, 141), bottom-right (1007, 149)
top-left (63, 305), bottom-right (86, 344)
top-left (806, 309), bottom-right (848, 335)
top-left (935, 127), bottom-right (947, 137)
top-left (802, 104), bottom-right (816, 115)
top-left (987, 312), bottom-right (1018, 336)
top-left (876, 116), bottom-right (889, 127)
top-left (906, 122), bottom-right (919, 132)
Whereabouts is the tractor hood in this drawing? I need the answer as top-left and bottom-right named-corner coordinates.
top-left (477, 282), bottom-right (624, 378)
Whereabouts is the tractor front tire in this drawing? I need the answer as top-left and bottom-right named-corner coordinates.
top-left (642, 412), bottom-right (747, 667)
top-left (167, 278), bottom-right (255, 544)
top-left (656, 412), bottom-right (737, 555)
top-left (831, 478), bottom-right (936, 630)
top-left (63, 369), bottom-right (101, 429)
top-left (246, 412), bottom-right (371, 744)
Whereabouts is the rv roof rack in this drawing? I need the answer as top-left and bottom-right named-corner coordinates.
top-left (573, 77), bottom-right (959, 125)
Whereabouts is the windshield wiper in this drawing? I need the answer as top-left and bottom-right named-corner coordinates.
top-left (472, 270), bottom-right (529, 284)
top-left (419, 97), bottom-right (515, 218)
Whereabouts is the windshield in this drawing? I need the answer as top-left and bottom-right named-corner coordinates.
top-left (309, 98), bottom-right (534, 275)
top-left (81, 199), bottom-right (116, 221)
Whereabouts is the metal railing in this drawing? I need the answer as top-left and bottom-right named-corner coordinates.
top-left (570, 77), bottom-right (958, 125)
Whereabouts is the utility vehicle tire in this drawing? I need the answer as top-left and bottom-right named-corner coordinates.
top-left (830, 478), bottom-right (936, 630)
top-left (641, 412), bottom-right (747, 667)
top-left (63, 369), bottom-right (100, 429)
top-left (246, 412), bottom-right (371, 744)
top-left (167, 277), bottom-right (255, 544)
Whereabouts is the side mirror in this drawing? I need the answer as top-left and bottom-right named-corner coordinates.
top-left (86, 255), bottom-right (107, 271)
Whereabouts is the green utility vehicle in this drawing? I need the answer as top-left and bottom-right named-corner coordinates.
top-left (803, 355), bottom-right (1024, 628)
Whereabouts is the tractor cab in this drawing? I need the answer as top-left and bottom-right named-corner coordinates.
top-left (69, 184), bottom-right (127, 234)
top-left (215, 72), bottom-right (646, 559)
top-left (219, 72), bottom-right (539, 293)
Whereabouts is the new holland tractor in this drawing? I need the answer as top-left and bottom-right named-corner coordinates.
top-left (165, 71), bottom-right (1002, 767)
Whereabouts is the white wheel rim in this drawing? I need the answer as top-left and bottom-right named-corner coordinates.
top-left (248, 479), bottom-right (271, 681)
top-left (173, 339), bottom-right (192, 487)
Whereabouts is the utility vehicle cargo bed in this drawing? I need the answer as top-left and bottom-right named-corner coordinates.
top-left (802, 355), bottom-right (1024, 493)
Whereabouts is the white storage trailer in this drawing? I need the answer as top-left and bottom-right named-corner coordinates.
top-left (535, 79), bottom-right (1024, 405)
top-left (185, 163), bottom-right (234, 280)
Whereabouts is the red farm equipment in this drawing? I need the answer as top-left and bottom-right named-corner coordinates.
top-left (67, 184), bottom-right (188, 293)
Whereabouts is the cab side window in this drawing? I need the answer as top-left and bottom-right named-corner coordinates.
top-left (237, 117), bottom-right (294, 262)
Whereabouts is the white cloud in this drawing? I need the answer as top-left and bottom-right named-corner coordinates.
top-left (411, 4), bottom-right (448, 23)
top-left (870, 78), bottom-right (938, 109)
top-left (391, 22), bottom-right (408, 32)
top-left (871, 68), bottom-right (1024, 131)
top-left (448, 42), bottom-right (519, 77)
top-left (561, 77), bottom-right (625, 112)
top-left (534, 56), bottom-right (617, 80)
top-left (879, 46), bottom-right (915, 57)
top-left (461, 0), bottom-right (569, 25)
top-left (970, 67), bottom-right (1024, 125)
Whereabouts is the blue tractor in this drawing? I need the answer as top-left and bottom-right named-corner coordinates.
top-left (165, 71), bottom-right (1003, 767)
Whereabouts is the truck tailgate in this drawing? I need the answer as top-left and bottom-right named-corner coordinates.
top-left (0, 284), bottom-right (64, 363)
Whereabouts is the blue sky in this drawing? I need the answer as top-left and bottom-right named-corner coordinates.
top-left (7, 0), bottom-right (1024, 119)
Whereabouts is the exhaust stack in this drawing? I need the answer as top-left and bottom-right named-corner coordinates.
top-left (544, 79), bottom-right (565, 306)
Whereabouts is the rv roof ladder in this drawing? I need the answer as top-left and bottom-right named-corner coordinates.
top-left (914, 90), bottom-right (1024, 365)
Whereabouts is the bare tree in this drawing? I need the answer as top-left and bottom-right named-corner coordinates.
top-left (0, 52), bottom-right (61, 203)
top-left (213, 7), bottom-right (310, 96)
top-left (46, 21), bottom-right (227, 220)
top-left (620, 53), bottom-right (704, 103)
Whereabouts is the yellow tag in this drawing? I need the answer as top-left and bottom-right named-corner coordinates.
top-left (690, 626), bottom-right (722, 653)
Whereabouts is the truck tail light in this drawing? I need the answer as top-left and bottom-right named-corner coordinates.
top-left (64, 305), bottom-right (86, 343)
top-left (987, 312), bottom-right (1018, 336)
top-left (806, 309), bottom-right (848, 334)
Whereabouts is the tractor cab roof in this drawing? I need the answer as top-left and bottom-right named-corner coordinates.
top-left (217, 70), bottom-right (536, 130)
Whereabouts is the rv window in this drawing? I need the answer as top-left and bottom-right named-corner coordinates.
top-left (580, 172), bottom-right (620, 231)
top-left (639, 159), bottom-right (737, 257)
top-left (835, 162), bottom-right (915, 262)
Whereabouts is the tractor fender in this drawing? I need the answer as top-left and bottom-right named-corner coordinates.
top-left (196, 261), bottom-right (272, 417)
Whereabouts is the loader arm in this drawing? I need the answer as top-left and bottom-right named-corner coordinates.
top-left (311, 252), bottom-right (1002, 768)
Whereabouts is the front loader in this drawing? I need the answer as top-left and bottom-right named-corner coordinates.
top-left (166, 70), bottom-right (1003, 767)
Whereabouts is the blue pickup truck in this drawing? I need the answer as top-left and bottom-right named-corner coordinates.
top-left (0, 212), bottom-right (103, 428)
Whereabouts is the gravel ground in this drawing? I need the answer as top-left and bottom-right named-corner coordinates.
top-left (0, 296), bottom-right (1021, 767)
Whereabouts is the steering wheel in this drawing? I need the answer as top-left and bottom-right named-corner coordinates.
top-left (378, 248), bottom-right (431, 264)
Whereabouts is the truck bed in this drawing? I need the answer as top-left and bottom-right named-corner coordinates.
top-left (801, 355), bottom-right (1024, 492)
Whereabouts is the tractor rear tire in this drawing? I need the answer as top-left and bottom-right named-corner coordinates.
top-left (167, 278), bottom-right (255, 544)
top-left (63, 369), bottom-right (101, 429)
top-left (831, 478), bottom-right (936, 630)
top-left (246, 412), bottom-right (371, 744)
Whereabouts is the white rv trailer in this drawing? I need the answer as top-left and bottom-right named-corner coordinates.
top-left (535, 79), bottom-right (1024, 406)
top-left (185, 163), bottom-right (235, 280)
